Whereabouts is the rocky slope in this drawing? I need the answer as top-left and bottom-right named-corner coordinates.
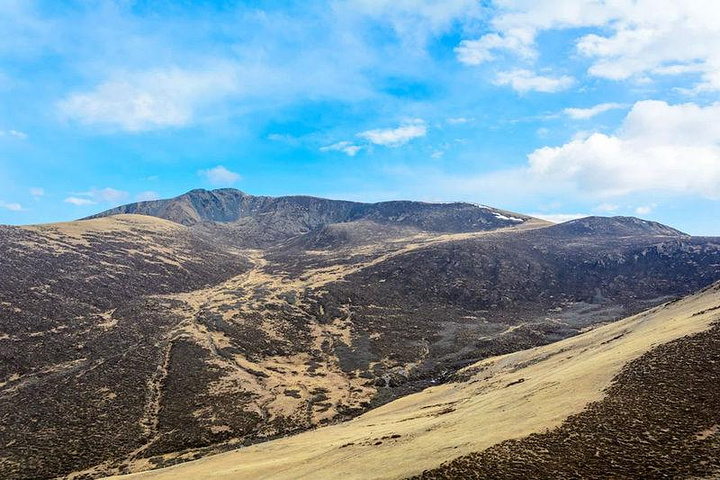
top-left (1, 190), bottom-right (718, 479)
top-left (109, 282), bottom-right (720, 480)
top-left (85, 188), bottom-right (531, 246)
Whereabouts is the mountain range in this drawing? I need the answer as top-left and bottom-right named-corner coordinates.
top-left (1, 188), bottom-right (719, 479)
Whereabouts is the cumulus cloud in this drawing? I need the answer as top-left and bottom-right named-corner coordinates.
top-left (564, 103), bottom-right (626, 119)
top-left (456, 33), bottom-right (536, 65)
top-left (358, 119), bottom-right (427, 147)
top-left (320, 141), bottom-right (363, 156)
top-left (136, 191), bottom-right (160, 201)
top-left (456, 1), bottom-right (720, 91)
top-left (64, 197), bottom-right (96, 206)
top-left (0, 201), bottom-right (23, 211)
top-left (527, 100), bottom-right (720, 198)
top-left (58, 66), bottom-right (239, 131)
top-left (30, 187), bottom-right (44, 198)
top-left (199, 165), bottom-right (241, 186)
top-left (493, 70), bottom-right (574, 93)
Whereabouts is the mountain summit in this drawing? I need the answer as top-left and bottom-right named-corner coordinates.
top-left (84, 188), bottom-right (533, 245)
top-left (547, 215), bottom-right (687, 237)
top-left (86, 188), bottom-right (530, 229)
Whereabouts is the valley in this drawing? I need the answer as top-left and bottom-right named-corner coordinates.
top-left (111, 280), bottom-right (720, 480)
top-left (1, 189), bottom-right (718, 479)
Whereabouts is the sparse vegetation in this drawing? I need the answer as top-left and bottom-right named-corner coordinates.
top-left (1, 191), bottom-right (719, 479)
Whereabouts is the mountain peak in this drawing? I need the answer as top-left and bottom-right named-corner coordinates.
top-left (548, 215), bottom-right (686, 237)
top-left (83, 189), bottom-right (532, 244)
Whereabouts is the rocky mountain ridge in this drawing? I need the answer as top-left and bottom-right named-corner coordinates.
top-left (84, 189), bottom-right (531, 246)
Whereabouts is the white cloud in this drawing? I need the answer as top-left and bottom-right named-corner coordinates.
top-left (320, 141), bottom-right (363, 156)
top-left (564, 103), bottom-right (626, 120)
top-left (85, 187), bottom-right (129, 203)
top-left (9, 129), bottom-right (27, 139)
top-left (136, 191), bottom-right (160, 201)
top-left (570, 130), bottom-right (593, 141)
top-left (530, 213), bottom-right (589, 223)
top-left (347, 0), bottom-right (481, 48)
top-left (0, 129), bottom-right (28, 139)
top-left (493, 70), bottom-right (574, 93)
top-left (65, 187), bottom-right (128, 205)
top-left (635, 205), bottom-right (654, 215)
top-left (58, 66), bottom-right (239, 132)
top-left (446, 117), bottom-right (472, 124)
top-left (358, 119), bottom-right (427, 147)
top-left (30, 187), bottom-right (44, 198)
top-left (527, 100), bottom-right (720, 198)
top-left (457, 1), bottom-right (720, 91)
top-left (455, 1), bottom-right (616, 65)
top-left (456, 32), bottom-right (536, 65)
top-left (0, 201), bottom-right (23, 211)
top-left (199, 165), bottom-right (241, 186)
top-left (595, 203), bottom-right (619, 213)
top-left (64, 197), bottom-right (96, 206)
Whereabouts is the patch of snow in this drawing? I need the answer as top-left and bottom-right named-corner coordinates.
top-left (493, 212), bottom-right (524, 222)
top-left (466, 202), bottom-right (494, 210)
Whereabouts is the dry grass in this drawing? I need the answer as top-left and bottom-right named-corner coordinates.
top-left (110, 283), bottom-right (720, 480)
top-left (23, 214), bottom-right (182, 236)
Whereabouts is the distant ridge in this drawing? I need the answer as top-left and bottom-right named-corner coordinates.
top-left (85, 189), bottom-right (692, 247)
top-left (84, 188), bottom-right (532, 235)
top-left (545, 215), bottom-right (687, 237)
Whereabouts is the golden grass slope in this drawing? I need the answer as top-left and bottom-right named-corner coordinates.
top-left (111, 282), bottom-right (720, 480)
top-left (20, 213), bottom-right (183, 245)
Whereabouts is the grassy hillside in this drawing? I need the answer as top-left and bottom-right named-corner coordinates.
top-left (110, 282), bottom-right (720, 480)
top-left (2, 209), bottom-right (719, 479)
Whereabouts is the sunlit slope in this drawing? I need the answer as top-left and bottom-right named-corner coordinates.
top-left (112, 282), bottom-right (720, 480)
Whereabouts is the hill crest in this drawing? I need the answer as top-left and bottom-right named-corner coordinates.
top-left (84, 188), bottom-right (534, 246)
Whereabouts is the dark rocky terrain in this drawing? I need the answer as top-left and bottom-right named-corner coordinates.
top-left (1, 189), bottom-right (719, 479)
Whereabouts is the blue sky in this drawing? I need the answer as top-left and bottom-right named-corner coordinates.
top-left (1, 0), bottom-right (719, 234)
